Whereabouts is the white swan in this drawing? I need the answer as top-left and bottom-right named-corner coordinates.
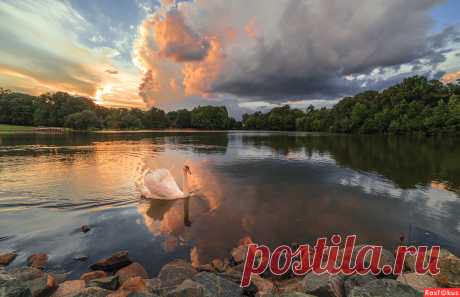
top-left (139, 165), bottom-right (192, 200)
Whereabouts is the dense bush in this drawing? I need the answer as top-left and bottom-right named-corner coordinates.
top-left (0, 88), bottom-right (240, 130)
top-left (242, 76), bottom-right (460, 135)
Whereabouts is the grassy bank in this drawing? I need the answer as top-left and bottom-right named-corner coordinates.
top-left (0, 124), bottom-right (34, 132)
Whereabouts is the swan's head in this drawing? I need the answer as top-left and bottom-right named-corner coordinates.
top-left (183, 165), bottom-right (192, 175)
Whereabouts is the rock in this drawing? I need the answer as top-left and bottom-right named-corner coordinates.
top-left (302, 272), bottom-right (344, 297)
top-left (80, 271), bottom-right (108, 283)
top-left (231, 245), bottom-right (248, 264)
top-left (211, 259), bottom-right (226, 272)
top-left (74, 287), bottom-right (112, 297)
top-left (27, 254), bottom-right (48, 270)
top-left (343, 274), bottom-right (376, 296)
top-left (349, 279), bottom-right (421, 297)
top-left (116, 263), bottom-right (149, 285)
top-left (405, 248), bottom-right (460, 287)
top-left (164, 279), bottom-right (211, 297)
top-left (276, 278), bottom-right (304, 294)
top-left (251, 274), bottom-right (274, 295)
top-left (0, 269), bottom-right (32, 297)
top-left (340, 245), bottom-right (395, 277)
top-left (88, 275), bottom-right (119, 291)
top-left (51, 280), bottom-right (86, 297)
top-left (156, 260), bottom-right (197, 287)
top-left (81, 225), bottom-right (91, 233)
top-left (192, 272), bottom-right (244, 297)
top-left (0, 251), bottom-right (17, 266)
top-left (197, 264), bottom-right (213, 272)
top-left (90, 251), bottom-right (132, 272)
top-left (397, 273), bottom-right (438, 292)
top-left (107, 277), bottom-right (155, 297)
top-left (50, 272), bottom-right (70, 285)
top-left (11, 267), bottom-right (56, 297)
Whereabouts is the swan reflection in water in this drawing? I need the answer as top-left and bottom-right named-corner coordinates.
top-left (137, 162), bottom-right (222, 254)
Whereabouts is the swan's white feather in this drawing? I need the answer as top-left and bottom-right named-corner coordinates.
top-left (143, 168), bottom-right (185, 199)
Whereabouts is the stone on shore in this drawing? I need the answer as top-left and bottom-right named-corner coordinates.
top-left (0, 268), bottom-right (32, 297)
top-left (0, 251), bottom-right (17, 267)
top-left (81, 225), bottom-right (91, 233)
top-left (116, 263), bottom-right (149, 285)
top-left (156, 259), bottom-right (197, 288)
top-left (348, 279), bottom-right (422, 297)
top-left (192, 272), bottom-right (243, 297)
top-left (251, 274), bottom-right (274, 295)
top-left (397, 273), bottom-right (438, 292)
top-left (107, 276), bottom-right (156, 297)
top-left (90, 251), bottom-right (132, 272)
top-left (80, 271), bottom-right (108, 283)
top-left (276, 278), bottom-right (305, 294)
top-left (88, 275), bottom-right (119, 291)
top-left (302, 272), bottom-right (344, 297)
top-left (259, 294), bottom-right (317, 297)
top-left (343, 274), bottom-right (376, 296)
top-left (11, 267), bottom-right (56, 297)
top-left (405, 248), bottom-right (460, 287)
top-left (163, 279), bottom-right (211, 297)
top-left (231, 245), bottom-right (248, 264)
top-left (211, 259), bottom-right (226, 272)
top-left (196, 264), bottom-right (213, 272)
top-left (26, 254), bottom-right (48, 270)
top-left (74, 287), bottom-right (112, 297)
top-left (51, 280), bottom-right (86, 297)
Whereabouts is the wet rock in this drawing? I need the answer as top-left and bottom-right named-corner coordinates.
top-left (211, 259), bottom-right (226, 272)
top-left (107, 277), bottom-right (155, 297)
top-left (156, 260), bottom-right (197, 287)
top-left (80, 271), bottom-right (108, 283)
top-left (340, 245), bottom-right (395, 277)
top-left (90, 251), bottom-right (132, 272)
top-left (397, 273), bottom-right (438, 292)
top-left (349, 279), bottom-right (421, 297)
top-left (0, 269), bottom-right (32, 297)
top-left (51, 280), bottom-right (86, 297)
top-left (164, 279), bottom-right (211, 297)
top-left (231, 245), bottom-right (248, 264)
top-left (81, 225), bottom-right (91, 233)
top-left (116, 263), bottom-right (149, 285)
top-left (343, 274), bottom-right (376, 296)
top-left (192, 272), bottom-right (244, 297)
top-left (302, 273), bottom-right (344, 297)
top-left (11, 267), bottom-right (56, 297)
top-left (74, 287), bottom-right (112, 297)
top-left (196, 264), bottom-right (213, 272)
top-left (27, 254), bottom-right (48, 270)
top-left (49, 272), bottom-right (70, 285)
top-left (251, 274), bottom-right (274, 295)
top-left (276, 278), bottom-right (304, 294)
top-left (0, 251), bottom-right (17, 266)
top-left (88, 275), bottom-right (119, 291)
top-left (405, 248), bottom-right (460, 287)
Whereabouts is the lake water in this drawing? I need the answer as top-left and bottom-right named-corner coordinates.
top-left (0, 131), bottom-right (459, 278)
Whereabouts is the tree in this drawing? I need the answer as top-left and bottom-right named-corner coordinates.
top-left (64, 110), bottom-right (101, 130)
top-left (191, 106), bottom-right (229, 129)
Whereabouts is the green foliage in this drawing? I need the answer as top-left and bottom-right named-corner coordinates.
top-left (64, 110), bottom-right (101, 130)
top-left (242, 76), bottom-right (460, 135)
top-left (0, 89), bottom-right (241, 130)
top-left (191, 106), bottom-right (230, 129)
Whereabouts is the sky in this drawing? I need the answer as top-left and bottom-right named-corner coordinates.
top-left (0, 0), bottom-right (460, 118)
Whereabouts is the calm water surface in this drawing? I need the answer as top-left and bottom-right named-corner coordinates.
top-left (0, 131), bottom-right (459, 278)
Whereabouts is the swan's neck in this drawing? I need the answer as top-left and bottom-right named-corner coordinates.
top-left (182, 171), bottom-right (188, 196)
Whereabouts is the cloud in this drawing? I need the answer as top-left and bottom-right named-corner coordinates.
top-left (0, 0), bottom-right (144, 108)
top-left (442, 70), bottom-right (460, 83)
top-left (134, 0), bottom-right (460, 108)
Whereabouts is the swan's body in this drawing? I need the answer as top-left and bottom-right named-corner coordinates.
top-left (140, 166), bottom-right (191, 200)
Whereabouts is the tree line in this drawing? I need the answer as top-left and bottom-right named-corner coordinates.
top-left (1, 75), bottom-right (459, 134)
top-left (242, 76), bottom-right (460, 135)
top-left (0, 88), bottom-right (241, 130)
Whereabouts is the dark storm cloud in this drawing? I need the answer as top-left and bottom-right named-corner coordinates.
top-left (205, 0), bottom-right (457, 101)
